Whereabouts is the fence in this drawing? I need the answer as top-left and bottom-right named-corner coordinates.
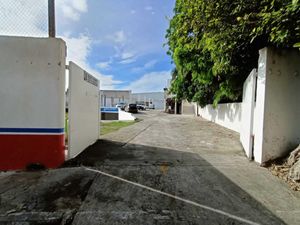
top-left (0, 0), bottom-right (55, 37)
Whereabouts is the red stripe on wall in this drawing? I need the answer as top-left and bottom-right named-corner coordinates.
top-left (0, 134), bottom-right (65, 170)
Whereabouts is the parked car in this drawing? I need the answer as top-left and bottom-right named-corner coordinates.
top-left (149, 104), bottom-right (155, 109)
top-left (127, 103), bottom-right (138, 113)
top-left (137, 104), bottom-right (146, 110)
top-left (116, 102), bottom-right (126, 110)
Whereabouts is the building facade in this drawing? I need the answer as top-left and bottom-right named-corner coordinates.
top-left (100, 90), bottom-right (131, 107)
top-left (131, 92), bottom-right (165, 109)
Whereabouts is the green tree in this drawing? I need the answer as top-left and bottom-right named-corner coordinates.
top-left (166, 0), bottom-right (300, 106)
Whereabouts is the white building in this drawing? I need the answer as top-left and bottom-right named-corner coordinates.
top-left (100, 90), bottom-right (131, 107)
top-left (131, 92), bottom-right (165, 109)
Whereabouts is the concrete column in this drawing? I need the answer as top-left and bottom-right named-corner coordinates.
top-left (253, 47), bottom-right (300, 164)
top-left (174, 100), bottom-right (177, 114)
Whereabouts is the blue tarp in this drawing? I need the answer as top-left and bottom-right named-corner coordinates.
top-left (101, 107), bottom-right (119, 113)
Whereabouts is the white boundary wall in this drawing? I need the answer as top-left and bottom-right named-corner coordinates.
top-left (196, 48), bottom-right (300, 164)
top-left (119, 109), bottom-right (136, 121)
top-left (182, 100), bottom-right (195, 115)
top-left (253, 48), bottom-right (300, 163)
top-left (197, 103), bottom-right (242, 133)
top-left (68, 62), bottom-right (100, 159)
top-left (0, 36), bottom-right (66, 130)
top-left (240, 69), bottom-right (257, 159)
top-left (0, 36), bottom-right (66, 170)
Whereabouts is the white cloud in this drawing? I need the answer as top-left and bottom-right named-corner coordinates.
top-left (114, 50), bottom-right (137, 64)
top-left (121, 51), bottom-right (135, 60)
top-left (108, 31), bottom-right (140, 65)
top-left (124, 71), bottom-right (171, 93)
top-left (72, 0), bottom-right (88, 12)
top-left (111, 43), bottom-right (138, 65)
top-left (96, 60), bottom-right (111, 70)
top-left (120, 58), bottom-right (136, 64)
top-left (58, 0), bottom-right (88, 21)
top-left (63, 34), bottom-right (91, 67)
top-left (108, 30), bottom-right (127, 44)
top-left (62, 34), bottom-right (123, 89)
top-left (144, 60), bottom-right (157, 69)
top-left (132, 60), bottom-right (157, 73)
top-left (144, 5), bottom-right (155, 16)
top-left (145, 6), bottom-right (153, 11)
top-left (61, 6), bottom-right (80, 21)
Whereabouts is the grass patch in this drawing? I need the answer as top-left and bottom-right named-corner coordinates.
top-left (100, 121), bottom-right (137, 135)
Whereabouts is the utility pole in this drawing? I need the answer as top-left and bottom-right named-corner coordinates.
top-left (48, 0), bottom-right (56, 37)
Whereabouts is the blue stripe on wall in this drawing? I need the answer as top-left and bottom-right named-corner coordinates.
top-left (0, 128), bottom-right (64, 133)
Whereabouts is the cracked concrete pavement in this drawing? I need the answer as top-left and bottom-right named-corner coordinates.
top-left (1, 110), bottom-right (300, 224)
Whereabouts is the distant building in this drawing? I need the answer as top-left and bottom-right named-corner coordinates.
top-left (131, 92), bottom-right (165, 109)
top-left (100, 90), bottom-right (131, 107)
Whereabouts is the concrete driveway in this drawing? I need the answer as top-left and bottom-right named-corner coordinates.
top-left (1, 110), bottom-right (300, 224)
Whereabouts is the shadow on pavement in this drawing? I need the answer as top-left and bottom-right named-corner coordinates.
top-left (64, 140), bottom-right (286, 225)
top-left (0, 168), bottom-right (96, 225)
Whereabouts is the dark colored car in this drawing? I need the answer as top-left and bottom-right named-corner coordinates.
top-left (127, 104), bottom-right (138, 113)
top-left (137, 104), bottom-right (146, 110)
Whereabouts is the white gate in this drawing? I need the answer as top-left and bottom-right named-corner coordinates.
top-left (240, 69), bottom-right (257, 159)
top-left (68, 62), bottom-right (100, 159)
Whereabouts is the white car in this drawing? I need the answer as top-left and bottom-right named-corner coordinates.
top-left (116, 102), bottom-right (126, 110)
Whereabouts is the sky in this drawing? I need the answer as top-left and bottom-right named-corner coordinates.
top-left (0, 0), bottom-right (175, 92)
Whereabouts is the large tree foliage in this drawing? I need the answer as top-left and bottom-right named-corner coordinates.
top-left (166, 0), bottom-right (300, 107)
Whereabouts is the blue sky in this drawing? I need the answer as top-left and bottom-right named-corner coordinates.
top-left (0, 0), bottom-right (175, 92)
top-left (56, 0), bottom-right (175, 92)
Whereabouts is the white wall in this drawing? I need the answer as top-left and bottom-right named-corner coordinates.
top-left (240, 69), bottom-right (257, 159)
top-left (182, 100), bottom-right (195, 115)
top-left (118, 109), bottom-right (136, 121)
top-left (0, 36), bottom-right (66, 129)
top-left (131, 92), bottom-right (165, 109)
top-left (253, 48), bottom-right (268, 163)
top-left (198, 103), bottom-right (242, 133)
top-left (254, 48), bottom-right (300, 163)
top-left (0, 36), bottom-right (66, 170)
top-left (68, 62), bottom-right (100, 159)
top-left (194, 48), bottom-right (300, 164)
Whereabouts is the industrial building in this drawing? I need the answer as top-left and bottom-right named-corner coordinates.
top-left (100, 90), bottom-right (131, 107)
top-left (131, 92), bottom-right (165, 109)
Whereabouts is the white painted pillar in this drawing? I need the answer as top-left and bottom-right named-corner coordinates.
top-left (253, 47), bottom-right (300, 164)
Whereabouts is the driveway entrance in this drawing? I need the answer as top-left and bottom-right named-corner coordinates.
top-left (1, 111), bottom-right (299, 224)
